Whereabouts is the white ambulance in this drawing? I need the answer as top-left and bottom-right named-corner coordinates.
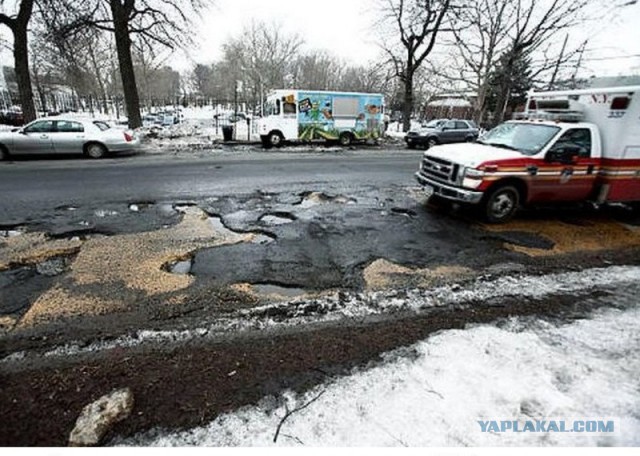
top-left (415, 85), bottom-right (640, 222)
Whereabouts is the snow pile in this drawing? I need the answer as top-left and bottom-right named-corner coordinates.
top-left (126, 305), bottom-right (640, 446)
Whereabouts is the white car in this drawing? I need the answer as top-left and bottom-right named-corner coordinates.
top-left (0, 118), bottom-right (140, 160)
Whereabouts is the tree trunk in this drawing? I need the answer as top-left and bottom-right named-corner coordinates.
top-left (402, 69), bottom-right (414, 133)
top-left (13, 25), bottom-right (36, 122)
top-left (110, 1), bottom-right (142, 129)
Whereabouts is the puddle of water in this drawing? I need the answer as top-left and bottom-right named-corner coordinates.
top-left (0, 230), bottom-right (23, 238)
top-left (252, 284), bottom-right (307, 298)
top-left (94, 210), bottom-right (119, 218)
top-left (169, 259), bottom-right (192, 275)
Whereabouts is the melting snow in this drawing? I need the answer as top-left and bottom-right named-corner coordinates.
top-left (124, 305), bottom-right (640, 446)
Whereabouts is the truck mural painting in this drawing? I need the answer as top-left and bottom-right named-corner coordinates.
top-left (258, 90), bottom-right (385, 148)
top-left (414, 85), bottom-right (640, 223)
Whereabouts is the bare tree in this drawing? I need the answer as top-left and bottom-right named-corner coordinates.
top-left (489, 0), bottom-right (594, 124)
top-left (379, 0), bottom-right (451, 131)
top-left (42, 0), bottom-right (204, 127)
top-left (437, 0), bottom-right (515, 123)
top-left (0, 0), bottom-right (36, 122)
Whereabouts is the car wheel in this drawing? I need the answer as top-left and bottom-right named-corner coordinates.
top-left (465, 136), bottom-right (475, 142)
top-left (483, 185), bottom-right (519, 223)
top-left (427, 137), bottom-right (438, 149)
top-left (85, 143), bottom-right (107, 159)
top-left (339, 132), bottom-right (353, 147)
top-left (407, 143), bottom-right (417, 150)
top-left (268, 132), bottom-right (284, 148)
top-left (0, 145), bottom-right (8, 161)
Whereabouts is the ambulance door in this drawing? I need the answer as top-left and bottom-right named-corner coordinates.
top-left (544, 128), bottom-right (599, 201)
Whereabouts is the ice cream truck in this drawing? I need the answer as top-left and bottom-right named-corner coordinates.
top-left (415, 85), bottom-right (640, 222)
top-left (257, 90), bottom-right (385, 148)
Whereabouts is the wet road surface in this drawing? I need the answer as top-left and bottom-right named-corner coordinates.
top-left (2, 147), bottom-right (640, 445)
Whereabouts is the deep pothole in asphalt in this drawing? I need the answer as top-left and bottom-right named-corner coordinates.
top-left (258, 212), bottom-right (297, 226)
top-left (187, 189), bottom-right (535, 293)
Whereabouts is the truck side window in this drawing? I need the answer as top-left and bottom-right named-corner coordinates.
top-left (554, 128), bottom-right (592, 158)
top-left (283, 102), bottom-right (296, 115)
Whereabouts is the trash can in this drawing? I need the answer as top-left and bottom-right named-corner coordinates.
top-left (222, 125), bottom-right (234, 142)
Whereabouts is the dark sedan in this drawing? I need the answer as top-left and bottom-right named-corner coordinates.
top-left (405, 119), bottom-right (479, 149)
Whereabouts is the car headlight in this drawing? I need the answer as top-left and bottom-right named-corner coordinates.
top-left (463, 168), bottom-right (484, 178)
top-left (462, 167), bottom-right (484, 189)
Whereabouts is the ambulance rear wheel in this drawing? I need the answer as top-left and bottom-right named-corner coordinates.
top-left (483, 185), bottom-right (519, 223)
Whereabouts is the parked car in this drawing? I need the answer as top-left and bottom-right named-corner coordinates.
top-left (0, 110), bottom-right (25, 127)
top-left (405, 119), bottom-right (479, 149)
top-left (0, 118), bottom-right (140, 160)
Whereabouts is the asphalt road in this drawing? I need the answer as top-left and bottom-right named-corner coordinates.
top-left (0, 149), bottom-right (423, 222)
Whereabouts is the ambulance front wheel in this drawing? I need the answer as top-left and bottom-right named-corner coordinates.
top-left (483, 185), bottom-right (520, 223)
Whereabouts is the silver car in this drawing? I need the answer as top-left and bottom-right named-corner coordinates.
top-left (0, 118), bottom-right (140, 160)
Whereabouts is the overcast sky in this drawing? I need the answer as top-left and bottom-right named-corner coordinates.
top-left (181, 0), bottom-right (640, 77)
top-left (1, 0), bottom-right (639, 79)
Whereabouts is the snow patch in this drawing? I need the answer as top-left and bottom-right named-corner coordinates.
top-left (123, 306), bottom-right (640, 446)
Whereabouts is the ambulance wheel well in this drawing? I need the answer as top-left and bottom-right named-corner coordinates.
top-left (485, 178), bottom-right (528, 205)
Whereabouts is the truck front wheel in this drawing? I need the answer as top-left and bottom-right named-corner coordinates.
top-left (267, 131), bottom-right (284, 148)
top-left (483, 185), bottom-right (519, 223)
top-left (339, 132), bottom-right (353, 147)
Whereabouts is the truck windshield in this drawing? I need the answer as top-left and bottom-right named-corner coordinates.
top-left (265, 100), bottom-right (280, 116)
top-left (480, 123), bottom-right (560, 155)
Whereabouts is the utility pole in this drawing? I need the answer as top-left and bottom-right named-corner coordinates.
top-left (570, 41), bottom-right (588, 89)
top-left (549, 34), bottom-right (569, 90)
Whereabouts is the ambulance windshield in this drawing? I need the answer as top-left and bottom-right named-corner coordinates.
top-left (480, 122), bottom-right (560, 155)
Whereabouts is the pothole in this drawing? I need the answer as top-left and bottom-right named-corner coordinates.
top-left (259, 212), bottom-right (297, 226)
top-left (129, 202), bottom-right (154, 212)
top-left (35, 256), bottom-right (70, 277)
top-left (483, 231), bottom-right (555, 250)
top-left (251, 232), bottom-right (276, 245)
top-left (391, 207), bottom-right (418, 218)
top-left (298, 191), bottom-right (357, 208)
top-left (167, 258), bottom-right (193, 275)
top-left (55, 205), bottom-right (78, 212)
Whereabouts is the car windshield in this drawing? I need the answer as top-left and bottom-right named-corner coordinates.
top-left (424, 120), bottom-right (444, 128)
top-left (480, 122), bottom-right (560, 155)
